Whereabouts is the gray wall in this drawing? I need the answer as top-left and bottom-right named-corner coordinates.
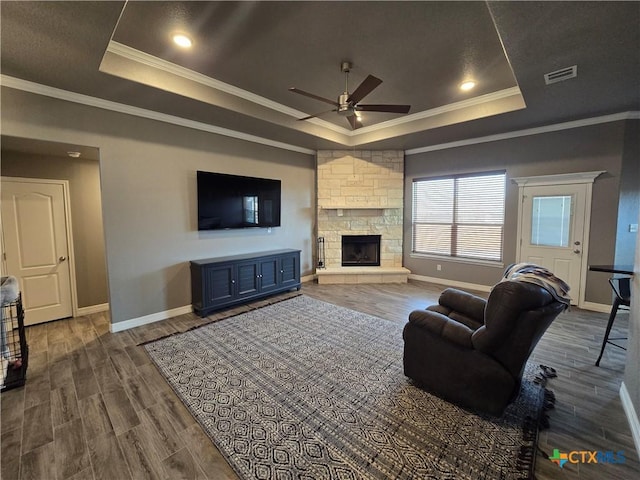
top-left (1, 150), bottom-right (108, 308)
top-left (615, 121), bottom-right (640, 266)
top-left (624, 207), bottom-right (640, 441)
top-left (404, 121), bottom-right (631, 305)
top-left (1, 87), bottom-right (315, 326)
top-left (623, 121), bottom-right (640, 436)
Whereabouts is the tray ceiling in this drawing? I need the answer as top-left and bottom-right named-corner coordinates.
top-left (1, 1), bottom-right (638, 151)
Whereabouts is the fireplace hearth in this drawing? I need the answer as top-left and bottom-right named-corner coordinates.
top-left (342, 235), bottom-right (381, 267)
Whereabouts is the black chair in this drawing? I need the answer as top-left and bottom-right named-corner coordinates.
top-left (595, 277), bottom-right (631, 366)
top-left (403, 280), bottom-right (566, 415)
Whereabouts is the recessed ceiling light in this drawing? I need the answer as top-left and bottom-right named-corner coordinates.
top-left (172, 33), bottom-right (193, 48)
top-left (460, 81), bottom-right (476, 91)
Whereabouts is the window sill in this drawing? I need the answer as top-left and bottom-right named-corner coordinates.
top-left (409, 253), bottom-right (505, 269)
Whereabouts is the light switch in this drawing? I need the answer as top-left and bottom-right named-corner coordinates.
top-left (630, 224), bottom-right (639, 233)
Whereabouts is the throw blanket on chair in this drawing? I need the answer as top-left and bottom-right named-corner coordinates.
top-left (1, 276), bottom-right (19, 306)
top-left (1, 276), bottom-right (20, 360)
top-left (502, 263), bottom-right (571, 309)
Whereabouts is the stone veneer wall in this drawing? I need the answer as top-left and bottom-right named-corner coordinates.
top-left (317, 150), bottom-right (404, 269)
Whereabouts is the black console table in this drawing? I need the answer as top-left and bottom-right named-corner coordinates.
top-left (191, 249), bottom-right (301, 316)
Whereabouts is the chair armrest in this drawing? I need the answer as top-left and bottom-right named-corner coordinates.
top-left (408, 309), bottom-right (474, 348)
top-left (438, 288), bottom-right (487, 323)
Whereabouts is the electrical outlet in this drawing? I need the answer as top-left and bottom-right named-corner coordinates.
top-left (630, 224), bottom-right (638, 233)
top-left (437, 264), bottom-right (442, 271)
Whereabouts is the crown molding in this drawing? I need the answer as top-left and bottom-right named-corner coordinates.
top-left (4, 74), bottom-right (636, 157)
top-left (350, 86), bottom-right (523, 137)
top-left (107, 42), bottom-right (350, 136)
top-left (511, 171), bottom-right (605, 187)
top-left (0, 75), bottom-right (316, 155)
top-left (7, 44), bottom-right (529, 149)
top-left (105, 42), bottom-right (525, 140)
top-left (406, 111), bottom-right (640, 155)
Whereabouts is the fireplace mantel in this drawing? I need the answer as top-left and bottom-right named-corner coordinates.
top-left (321, 206), bottom-right (397, 217)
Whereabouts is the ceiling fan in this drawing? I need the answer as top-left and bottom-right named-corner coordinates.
top-left (289, 61), bottom-right (411, 130)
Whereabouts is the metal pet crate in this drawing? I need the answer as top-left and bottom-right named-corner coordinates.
top-left (1, 292), bottom-right (28, 391)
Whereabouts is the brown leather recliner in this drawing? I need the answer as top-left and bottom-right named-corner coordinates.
top-left (403, 280), bottom-right (566, 416)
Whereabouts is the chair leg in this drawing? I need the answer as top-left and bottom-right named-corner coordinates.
top-left (595, 299), bottom-right (621, 366)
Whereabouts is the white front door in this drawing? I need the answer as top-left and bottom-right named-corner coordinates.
top-left (519, 183), bottom-right (587, 304)
top-left (1, 179), bottom-right (73, 325)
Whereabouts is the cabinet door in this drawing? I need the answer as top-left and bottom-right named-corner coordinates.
top-left (259, 257), bottom-right (279, 293)
top-left (204, 264), bottom-right (235, 306)
top-left (236, 261), bottom-right (259, 298)
top-left (280, 253), bottom-right (300, 288)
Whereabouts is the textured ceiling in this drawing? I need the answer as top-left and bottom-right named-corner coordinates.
top-left (111, 1), bottom-right (516, 121)
top-left (1, 1), bottom-right (639, 152)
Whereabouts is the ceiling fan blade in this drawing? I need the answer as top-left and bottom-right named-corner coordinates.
top-left (346, 114), bottom-right (361, 130)
top-left (298, 109), bottom-right (337, 121)
top-left (289, 87), bottom-right (339, 107)
top-left (356, 104), bottom-right (411, 114)
top-left (347, 75), bottom-right (382, 104)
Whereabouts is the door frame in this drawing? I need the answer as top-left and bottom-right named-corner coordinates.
top-left (1, 176), bottom-right (79, 319)
top-left (512, 171), bottom-right (604, 309)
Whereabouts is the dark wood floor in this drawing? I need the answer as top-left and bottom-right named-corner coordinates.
top-left (1, 280), bottom-right (637, 479)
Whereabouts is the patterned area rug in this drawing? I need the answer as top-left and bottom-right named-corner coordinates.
top-left (144, 295), bottom-right (549, 479)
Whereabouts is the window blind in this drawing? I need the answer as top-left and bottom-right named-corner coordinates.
top-left (412, 172), bottom-right (505, 261)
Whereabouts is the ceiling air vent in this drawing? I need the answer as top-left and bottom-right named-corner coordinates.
top-left (544, 65), bottom-right (578, 85)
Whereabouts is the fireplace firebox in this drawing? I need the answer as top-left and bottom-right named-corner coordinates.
top-left (342, 235), bottom-right (381, 267)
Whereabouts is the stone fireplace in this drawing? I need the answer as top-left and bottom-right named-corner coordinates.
top-left (315, 150), bottom-right (410, 284)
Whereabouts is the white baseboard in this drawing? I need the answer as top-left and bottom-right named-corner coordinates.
top-left (620, 381), bottom-right (640, 459)
top-left (580, 301), bottom-right (612, 313)
top-left (76, 303), bottom-right (110, 316)
top-left (408, 274), bottom-right (492, 293)
top-left (110, 305), bottom-right (192, 333)
top-left (407, 278), bottom-right (614, 312)
top-left (109, 282), bottom-right (308, 333)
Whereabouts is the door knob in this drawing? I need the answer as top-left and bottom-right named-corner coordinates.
top-left (59, 256), bottom-right (67, 262)
top-left (574, 241), bottom-right (581, 246)
top-left (573, 249), bottom-right (581, 254)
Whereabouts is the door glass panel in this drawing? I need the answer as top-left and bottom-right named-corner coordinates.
top-left (530, 195), bottom-right (572, 247)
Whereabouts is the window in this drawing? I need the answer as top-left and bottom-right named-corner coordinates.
top-left (412, 171), bottom-right (506, 262)
top-left (530, 195), bottom-right (572, 247)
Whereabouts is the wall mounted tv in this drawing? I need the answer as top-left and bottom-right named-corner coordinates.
top-left (197, 171), bottom-right (282, 230)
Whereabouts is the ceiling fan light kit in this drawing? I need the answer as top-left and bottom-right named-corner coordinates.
top-left (289, 61), bottom-right (411, 129)
top-left (337, 94), bottom-right (352, 116)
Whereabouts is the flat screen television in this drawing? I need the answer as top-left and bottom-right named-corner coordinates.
top-left (197, 171), bottom-right (281, 230)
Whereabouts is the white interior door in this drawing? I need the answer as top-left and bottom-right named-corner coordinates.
top-left (1, 179), bottom-right (73, 325)
top-left (519, 183), bottom-right (587, 304)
